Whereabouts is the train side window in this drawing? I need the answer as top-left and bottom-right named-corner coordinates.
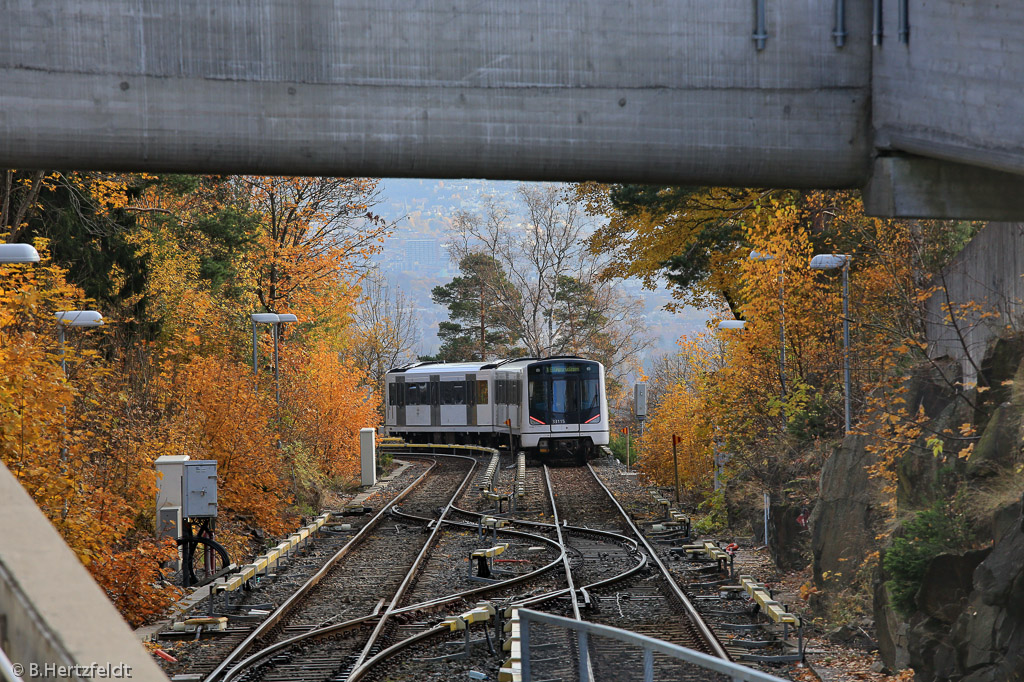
top-left (388, 383), bottom-right (395, 406)
top-left (406, 383), bottom-right (419, 405)
top-left (452, 381), bottom-right (465, 405)
top-left (441, 382), bottom-right (453, 405)
top-left (477, 380), bottom-right (489, 404)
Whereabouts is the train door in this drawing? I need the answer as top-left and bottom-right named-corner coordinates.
top-left (385, 377), bottom-right (395, 427)
top-left (508, 371), bottom-right (521, 432)
top-left (476, 373), bottom-right (492, 427)
top-left (527, 365), bottom-right (580, 436)
top-left (495, 372), bottom-right (508, 428)
top-left (440, 376), bottom-right (468, 427)
top-left (547, 369), bottom-right (581, 437)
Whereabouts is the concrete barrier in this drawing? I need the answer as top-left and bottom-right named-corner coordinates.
top-left (0, 464), bottom-right (168, 681)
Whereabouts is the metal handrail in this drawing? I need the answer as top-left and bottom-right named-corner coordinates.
top-left (0, 645), bottom-right (24, 682)
top-left (518, 609), bottom-right (788, 682)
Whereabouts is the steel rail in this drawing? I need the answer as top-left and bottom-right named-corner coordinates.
top-left (219, 520), bottom-right (566, 682)
top-left (543, 465), bottom-right (582, 620)
top-left (586, 463), bottom-right (731, 660)
top-left (347, 453), bottom-right (480, 673)
top-left (221, 615), bottom-right (376, 682)
top-left (346, 623), bottom-right (449, 682)
top-left (203, 457), bottom-right (438, 682)
top-left (343, 483), bottom-right (656, 682)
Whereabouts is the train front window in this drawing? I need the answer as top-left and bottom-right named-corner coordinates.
top-left (528, 361), bottom-right (600, 425)
top-left (579, 376), bottom-right (601, 424)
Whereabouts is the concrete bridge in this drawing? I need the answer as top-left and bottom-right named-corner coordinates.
top-left (0, 1), bottom-right (1022, 214)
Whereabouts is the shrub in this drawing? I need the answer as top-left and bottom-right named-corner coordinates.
top-left (883, 501), bottom-right (973, 615)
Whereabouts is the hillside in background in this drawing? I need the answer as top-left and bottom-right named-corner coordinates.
top-left (373, 178), bottom-right (711, 363)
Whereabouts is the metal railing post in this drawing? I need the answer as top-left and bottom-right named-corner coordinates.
top-left (578, 630), bottom-right (590, 682)
top-left (521, 615), bottom-right (532, 682)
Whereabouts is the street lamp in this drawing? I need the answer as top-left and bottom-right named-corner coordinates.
top-left (714, 316), bottom-right (769, 544)
top-left (55, 310), bottom-right (104, 375)
top-left (749, 250), bottom-right (786, 396)
top-left (251, 312), bottom-right (299, 421)
top-left (0, 244), bottom-right (40, 263)
top-left (810, 253), bottom-right (852, 433)
top-left (55, 310), bottom-right (103, 471)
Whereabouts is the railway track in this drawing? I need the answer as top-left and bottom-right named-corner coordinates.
top-left (350, 459), bottom-right (739, 681)
top-left (205, 451), bottom-right (572, 682)
top-left (176, 450), bottom-right (794, 682)
top-left (197, 454), bottom-right (473, 682)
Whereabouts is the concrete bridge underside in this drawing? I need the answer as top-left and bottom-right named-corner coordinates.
top-left (1, 0), bottom-right (1023, 218)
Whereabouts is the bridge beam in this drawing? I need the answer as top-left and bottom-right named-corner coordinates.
top-left (1, 1), bottom-right (1023, 218)
top-left (0, 0), bottom-right (870, 188)
top-left (864, 156), bottom-right (1024, 221)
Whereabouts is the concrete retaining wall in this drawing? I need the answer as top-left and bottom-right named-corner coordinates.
top-left (925, 223), bottom-right (1024, 386)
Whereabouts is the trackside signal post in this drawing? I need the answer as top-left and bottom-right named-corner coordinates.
top-left (360, 428), bottom-right (376, 487)
top-left (630, 382), bottom-right (647, 476)
top-left (672, 434), bottom-right (681, 505)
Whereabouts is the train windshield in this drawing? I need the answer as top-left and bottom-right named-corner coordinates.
top-left (528, 361), bottom-right (601, 426)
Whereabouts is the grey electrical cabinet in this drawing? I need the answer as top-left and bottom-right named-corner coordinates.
top-left (634, 382), bottom-right (648, 420)
top-left (181, 460), bottom-right (218, 518)
top-left (157, 506), bottom-right (182, 540)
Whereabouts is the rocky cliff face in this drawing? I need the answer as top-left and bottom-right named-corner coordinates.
top-left (812, 335), bottom-right (1024, 680)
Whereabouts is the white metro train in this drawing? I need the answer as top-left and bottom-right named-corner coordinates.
top-left (383, 356), bottom-right (609, 462)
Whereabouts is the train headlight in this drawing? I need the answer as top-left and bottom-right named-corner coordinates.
top-left (539, 439), bottom-right (549, 453)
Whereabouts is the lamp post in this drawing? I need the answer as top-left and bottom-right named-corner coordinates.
top-left (55, 310), bottom-right (104, 375)
top-left (250, 312), bottom-right (298, 423)
top-left (810, 253), bottom-right (852, 433)
top-left (55, 311), bottom-right (103, 471)
top-left (715, 317), bottom-right (767, 543)
top-left (749, 250), bottom-right (786, 396)
top-left (0, 244), bottom-right (41, 264)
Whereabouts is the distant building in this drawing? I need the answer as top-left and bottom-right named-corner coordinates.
top-left (404, 239), bottom-right (439, 267)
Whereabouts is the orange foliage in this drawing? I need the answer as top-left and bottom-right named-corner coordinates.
top-left (0, 246), bottom-right (181, 624)
top-left (2, 171), bottom-right (390, 627)
top-left (162, 355), bottom-right (288, 540)
top-left (282, 343), bottom-right (380, 482)
top-left (638, 191), bottom-right (969, 513)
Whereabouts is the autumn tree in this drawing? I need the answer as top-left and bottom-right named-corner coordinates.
top-left (430, 253), bottom-right (519, 362)
top-left (353, 267), bottom-right (420, 391)
top-left (239, 176), bottom-right (390, 316)
top-left (0, 247), bottom-right (181, 625)
top-left (448, 184), bottom-right (652, 376)
top-left (576, 183), bottom-right (769, 315)
top-left (2, 170), bottom-right (49, 241)
top-left (0, 171), bottom-right (415, 628)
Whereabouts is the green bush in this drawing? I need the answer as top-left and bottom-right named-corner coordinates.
top-left (608, 432), bottom-right (637, 465)
top-left (693, 488), bottom-right (727, 535)
top-left (883, 501), bottom-right (973, 616)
